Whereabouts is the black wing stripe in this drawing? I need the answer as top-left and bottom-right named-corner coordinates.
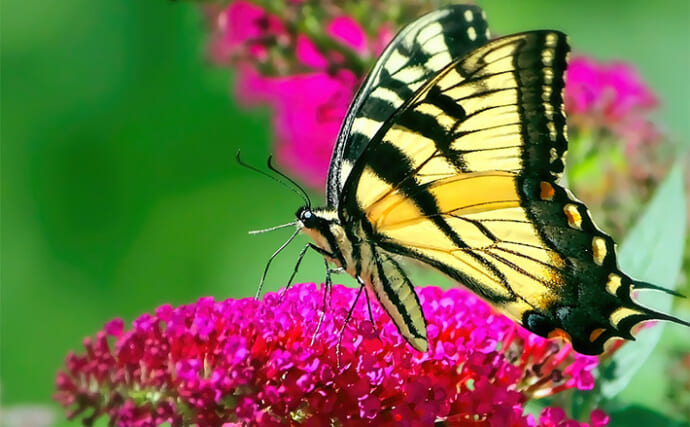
top-left (453, 216), bottom-right (498, 242)
top-left (378, 238), bottom-right (515, 301)
top-left (492, 245), bottom-right (562, 272)
top-left (366, 142), bottom-right (469, 249)
top-left (482, 251), bottom-right (558, 289)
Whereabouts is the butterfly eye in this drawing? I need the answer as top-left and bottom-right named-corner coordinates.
top-left (297, 208), bottom-right (316, 228)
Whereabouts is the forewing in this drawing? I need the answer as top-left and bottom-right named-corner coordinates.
top-left (340, 31), bottom-right (682, 354)
top-left (326, 4), bottom-right (490, 207)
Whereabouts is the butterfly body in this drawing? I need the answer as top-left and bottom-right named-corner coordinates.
top-left (288, 5), bottom-right (688, 355)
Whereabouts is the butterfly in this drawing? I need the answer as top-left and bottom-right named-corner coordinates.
top-left (275, 4), bottom-right (688, 355)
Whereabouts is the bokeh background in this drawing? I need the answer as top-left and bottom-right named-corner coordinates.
top-left (2, 0), bottom-right (689, 425)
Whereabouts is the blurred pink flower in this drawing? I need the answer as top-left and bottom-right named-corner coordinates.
top-left (55, 283), bottom-right (606, 427)
top-left (565, 56), bottom-right (660, 153)
top-left (209, 1), bottom-right (288, 64)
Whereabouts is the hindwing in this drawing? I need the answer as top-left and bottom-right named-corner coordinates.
top-left (338, 31), bottom-right (687, 354)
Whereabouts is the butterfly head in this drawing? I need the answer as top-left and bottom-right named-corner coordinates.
top-left (296, 206), bottom-right (344, 262)
top-left (296, 206), bottom-right (319, 229)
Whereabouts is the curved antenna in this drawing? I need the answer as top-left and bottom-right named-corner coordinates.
top-left (236, 151), bottom-right (310, 207)
top-left (249, 221), bottom-right (298, 235)
top-left (267, 156), bottom-right (312, 208)
top-left (255, 228), bottom-right (300, 299)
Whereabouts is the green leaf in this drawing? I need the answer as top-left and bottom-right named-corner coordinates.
top-left (599, 163), bottom-right (687, 399)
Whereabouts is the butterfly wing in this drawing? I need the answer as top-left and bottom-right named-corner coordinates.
top-left (327, 4), bottom-right (490, 207)
top-left (338, 31), bottom-right (687, 355)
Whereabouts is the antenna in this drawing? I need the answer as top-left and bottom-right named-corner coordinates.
top-left (249, 221), bottom-right (298, 235)
top-left (267, 156), bottom-right (311, 208)
top-left (236, 150), bottom-right (310, 207)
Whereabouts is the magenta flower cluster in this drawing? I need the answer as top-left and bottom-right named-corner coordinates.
top-left (55, 283), bottom-right (607, 426)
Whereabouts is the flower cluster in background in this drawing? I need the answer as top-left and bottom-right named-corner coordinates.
top-left (565, 57), bottom-right (660, 154)
top-left (55, 283), bottom-right (608, 426)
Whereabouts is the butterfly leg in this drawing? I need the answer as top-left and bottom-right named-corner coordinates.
top-left (357, 276), bottom-right (382, 342)
top-left (311, 260), bottom-right (344, 345)
top-left (280, 243), bottom-right (336, 301)
top-left (336, 283), bottom-right (365, 369)
top-left (279, 243), bottom-right (311, 302)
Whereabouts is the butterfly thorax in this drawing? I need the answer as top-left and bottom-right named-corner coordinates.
top-left (296, 207), bottom-right (360, 276)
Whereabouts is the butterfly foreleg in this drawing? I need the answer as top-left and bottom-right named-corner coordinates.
top-left (279, 243), bottom-right (311, 301)
top-left (311, 259), bottom-right (344, 345)
top-left (280, 243), bottom-right (339, 302)
top-left (357, 276), bottom-right (381, 341)
top-left (336, 283), bottom-right (365, 369)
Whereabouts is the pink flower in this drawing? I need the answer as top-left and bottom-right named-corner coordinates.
top-left (565, 56), bottom-right (660, 152)
top-left (504, 326), bottom-right (598, 398)
top-left (55, 283), bottom-right (607, 426)
top-left (208, 0), bottom-right (288, 64)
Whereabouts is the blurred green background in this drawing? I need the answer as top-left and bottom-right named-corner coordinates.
top-left (2, 0), bottom-right (689, 424)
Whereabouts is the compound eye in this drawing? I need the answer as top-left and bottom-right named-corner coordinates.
top-left (299, 209), bottom-right (316, 227)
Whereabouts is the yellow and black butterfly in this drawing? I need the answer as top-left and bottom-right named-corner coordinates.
top-left (263, 5), bottom-right (689, 355)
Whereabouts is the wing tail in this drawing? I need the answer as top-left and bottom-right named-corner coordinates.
top-left (633, 280), bottom-right (686, 298)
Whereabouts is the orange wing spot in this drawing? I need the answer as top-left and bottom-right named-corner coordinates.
top-left (540, 181), bottom-right (555, 201)
top-left (589, 328), bottom-right (606, 343)
top-left (563, 204), bottom-right (582, 230)
top-left (547, 328), bottom-right (572, 342)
